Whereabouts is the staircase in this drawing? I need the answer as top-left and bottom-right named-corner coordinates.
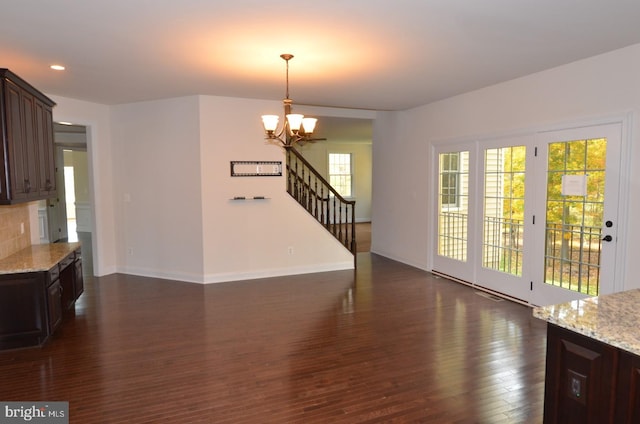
top-left (285, 147), bottom-right (357, 261)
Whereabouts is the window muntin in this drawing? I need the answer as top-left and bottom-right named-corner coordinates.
top-left (329, 153), bottom-right (353, 197)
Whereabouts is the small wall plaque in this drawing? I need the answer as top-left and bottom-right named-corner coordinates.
top-left (230, 161), bottom-right (282, 177)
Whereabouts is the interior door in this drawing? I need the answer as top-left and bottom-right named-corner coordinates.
top-left (530, 123), bottom-right (622, 306)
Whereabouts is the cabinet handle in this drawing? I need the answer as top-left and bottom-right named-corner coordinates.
top-left (45, 180), bottom-right (53, 191)
top-left (24, 179), bottom-right (31, 192)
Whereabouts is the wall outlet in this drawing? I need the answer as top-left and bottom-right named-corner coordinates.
top-left (287, 246), bottom-right (294, 255)
top-left (127, 247), bottom-right (133, 256)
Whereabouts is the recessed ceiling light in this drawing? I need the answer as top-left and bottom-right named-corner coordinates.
top-left (50, 64), bottom-right (65, 71)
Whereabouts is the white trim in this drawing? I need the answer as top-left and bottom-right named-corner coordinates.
top-left (95, 265), bottom-right (118, 277)
top-left (203, 261), bottom-right (354, 284)
top-left (430, 111), bottom-right (634, 147)
top-left (118, 261), bottom-right (355, 284)
top-left (612, 112), bottom-right (633, 293)
top-left (428, 112), bottom-right (633, 301)
top-left (430, 141), bottom-right (477, 283)
top-left (370, 247), bottom-right (430, 272)
top-left (38, 206), bottom-right (49, 244)
top-left (431, 270), bottom-right (530, 306)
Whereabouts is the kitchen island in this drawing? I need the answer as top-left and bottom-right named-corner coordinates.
top-left (0, 243), bottom-right (83, 351)
top-left (534, 289), bottom-right (640, 423)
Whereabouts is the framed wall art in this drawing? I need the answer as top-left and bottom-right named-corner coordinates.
top-left (230, 161), bottom-right (282, 177)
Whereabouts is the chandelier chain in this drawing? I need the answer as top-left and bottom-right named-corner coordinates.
top-left (285, 56), bottom-right (290, 100)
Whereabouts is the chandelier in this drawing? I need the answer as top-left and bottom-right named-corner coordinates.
top-left (261, 54), bottom-right (318, 147)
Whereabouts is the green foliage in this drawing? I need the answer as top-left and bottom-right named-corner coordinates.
top-left (545, 139), bottom-right (606, 226)
top-left (489, 139), bottom-right (607, 226)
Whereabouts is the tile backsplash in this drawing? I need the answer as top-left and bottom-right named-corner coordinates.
top-left (0, 204), bottom-right (31, 259)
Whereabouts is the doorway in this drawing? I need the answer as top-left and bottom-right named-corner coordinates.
top-left (48, 123), bottom-right (94, 275)
top-left (530, 123), bottom-right (623, 305)
top-left (432, 121), bottom-right (626, 305)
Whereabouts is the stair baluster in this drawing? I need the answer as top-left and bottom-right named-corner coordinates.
top-left (285, 147), bottom-right (356, 261)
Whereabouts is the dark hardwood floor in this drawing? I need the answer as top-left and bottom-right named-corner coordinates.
top-left (356, 222), bottom-right (371, 252)
top-left (0, 253), bottom-right (547, 423)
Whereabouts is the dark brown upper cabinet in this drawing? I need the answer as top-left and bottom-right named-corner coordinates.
top-left (0, 69), bottom-right (56, 204)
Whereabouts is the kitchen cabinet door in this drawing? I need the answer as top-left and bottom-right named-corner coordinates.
top-left (616, 351), bottom-right (640, 423)
top-left (35, 98), bottom-right (56, 196)
top-left (543, 324), bottom-right (617, 423)
top-left (0, 69), bottom-right (57, 204)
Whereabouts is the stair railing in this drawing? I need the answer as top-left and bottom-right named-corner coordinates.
top-left (285, 147), bottom-right (357, 258)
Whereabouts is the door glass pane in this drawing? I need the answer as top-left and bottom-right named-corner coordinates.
top-left (544, 138), bottom-right (606, 295)
top-left (482, 146), bottom-right (526, 275)
top-left (438, 151), bottom-right (469, 261)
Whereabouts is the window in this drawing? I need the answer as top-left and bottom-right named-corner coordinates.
top-left (437, 151), bottom-right (469, 261)
top-left (440, 152), bottom-right (460, 207)
top-left (329, 153), bottom-right (353, 197)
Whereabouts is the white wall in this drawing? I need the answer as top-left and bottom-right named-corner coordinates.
top-left (48, 43), bottom-right (640, 288)
top-left (371, 110), bottom-right (431, 268)
top-left (47, 94), bottom-right (358, 283)
top-left (372, 43), bottom-right (640, 291)
top-left (49, 95), bottom-right (116, 276)
top-left (111, 96), bottom-right (205, 281)
top-left (199, 96), bottom-right (354, 282)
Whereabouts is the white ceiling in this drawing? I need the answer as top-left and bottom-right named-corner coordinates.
top-left (2, 0), bottom-right (640, 111)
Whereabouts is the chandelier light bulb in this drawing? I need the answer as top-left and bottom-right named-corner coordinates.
top-left (301, 118), bottom-right (317, 134)
top-left (261, 115), bottom-right (279, 132)
top-left (286, 114), bottom-right (304, 132)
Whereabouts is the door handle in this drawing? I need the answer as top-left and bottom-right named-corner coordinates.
top-left (602, 235), bottom-right (613, 242)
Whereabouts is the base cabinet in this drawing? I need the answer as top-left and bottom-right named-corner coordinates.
top-left (0, 248), bottom-right (83, 351)
top-left (73, 251), bottom-right (84, 299)
top-left (0, 273), bottom-right (47, 350)
top-left (58, 255), bottom-right (75, 311)
top-left (544, 324), bottom-right (640, 423)
top-left (46, 280), bottom-right (62, 334)
top-left (615, 352), bottom-right (640, 423)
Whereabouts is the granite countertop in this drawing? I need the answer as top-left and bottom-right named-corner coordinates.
top-left (0, 242), bottom-right (81, 275)
top-left (533, 289), bottom-right (640, 356)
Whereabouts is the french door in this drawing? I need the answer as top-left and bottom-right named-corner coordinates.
top-left (529, 124), bottom-right (622, 305)
top-left (433, 141), bottom-right (476, 283)
top-left (475, 135), bottom-right (535, 301)
top-left (432, 122), bottom-right (624, 305)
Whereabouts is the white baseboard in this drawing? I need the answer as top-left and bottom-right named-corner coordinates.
top-left (115, 261), bottom-right (355, 284)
